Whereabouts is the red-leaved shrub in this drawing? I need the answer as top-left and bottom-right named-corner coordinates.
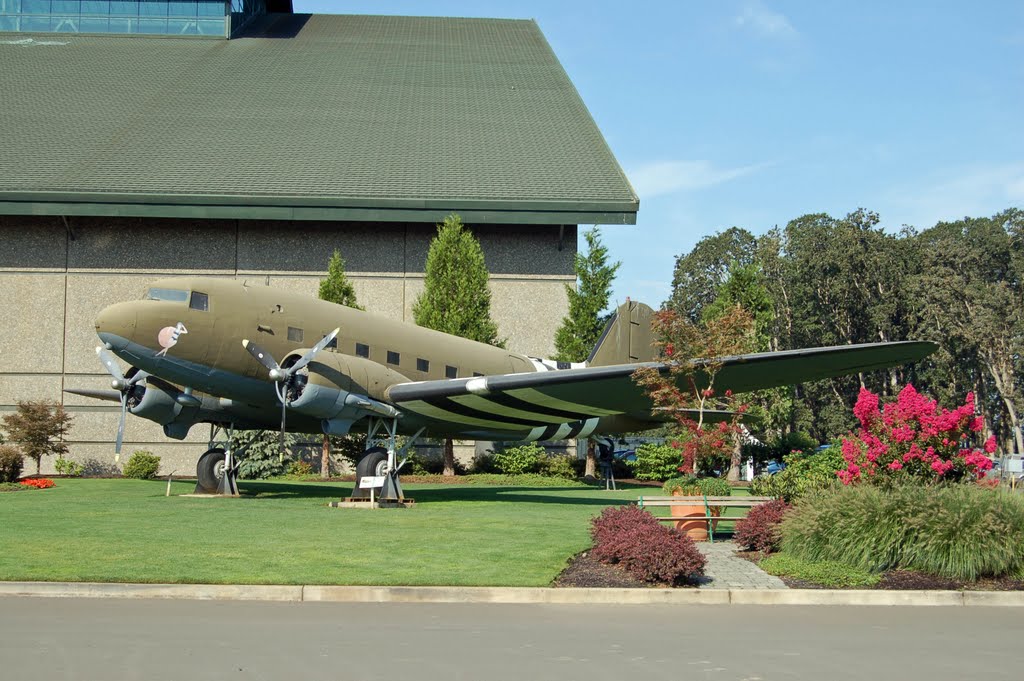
top-left (590, 505), bottom-right (706, 584)
top-left (734, 499), bottom-right (791, 554)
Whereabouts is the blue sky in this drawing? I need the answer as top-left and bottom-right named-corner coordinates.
top-left (298, 1), bottom-right (1024, 307)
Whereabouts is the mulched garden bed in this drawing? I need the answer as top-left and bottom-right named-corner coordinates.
top-left (552, 551), bottom-right (660, 588)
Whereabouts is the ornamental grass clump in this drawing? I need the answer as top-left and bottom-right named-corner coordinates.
top-left (590, 505), bottom-right (705, 585)
top-left (781, 484), bottom-right (1024, 581)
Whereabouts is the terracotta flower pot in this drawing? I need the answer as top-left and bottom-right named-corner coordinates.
top-left (670, 492), bottom-right (707, 541)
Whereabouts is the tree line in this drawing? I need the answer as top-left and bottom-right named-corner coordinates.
top-left (667, 208), bottom-right (1023, 454)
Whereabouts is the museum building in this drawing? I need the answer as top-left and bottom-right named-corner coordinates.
top-left (0, 2), bottom-right (638, 471)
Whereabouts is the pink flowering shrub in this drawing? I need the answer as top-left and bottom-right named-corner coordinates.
top-left (590, 505), bottom-right (706, 585)
top-left (838, 384), bottom-right (995, 485)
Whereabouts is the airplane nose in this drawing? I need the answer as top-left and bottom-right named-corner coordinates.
top-left (95, 302), bottom-right (137, 350)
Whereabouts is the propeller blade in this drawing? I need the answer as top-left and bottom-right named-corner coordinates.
top-left (286, 327), bottom-right (340, 376)
top-left (242, 339), bottom-right (281, 375)
top-left (115, 393), bottom-right (127, 461)
top-left (127, 370), bottom-right (150, 386)
top-left (63, 388), bottom-right (123, 403)
top-left (96, 346), bottom-right (126, 387)
top-left (279, 400), bottom-right (287, 461)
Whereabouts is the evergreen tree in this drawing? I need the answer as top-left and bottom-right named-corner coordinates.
top-left (553, 227), bottom-right (621, 363)
top-left (318, 250), bottom-right (363, 311)
top-left (553, 227), bottom-right (620, 478)
top-left (317, 250), bottom-right (363, 477)
top-left (414, 214), bottom-right (504, 474)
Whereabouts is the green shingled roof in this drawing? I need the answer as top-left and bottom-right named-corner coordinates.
top-left (0, 14), bottom-right (638, 224)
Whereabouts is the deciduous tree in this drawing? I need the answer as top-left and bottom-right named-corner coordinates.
top-left (2, 400), bottom-right (73, 475)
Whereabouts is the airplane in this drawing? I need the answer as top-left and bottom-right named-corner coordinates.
top-left (69, 276), bottom-right (937, 498)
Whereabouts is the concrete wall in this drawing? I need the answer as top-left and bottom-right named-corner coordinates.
top-left (0, 215), bottom-right (576, 476)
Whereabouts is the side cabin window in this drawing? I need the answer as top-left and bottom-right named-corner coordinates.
top-left (445, 365), bottom-right (458, 379)
top-left (189, 291), bottom-right (209, 311)
top-left (416, 358), bottom-right (429, 373)
top-left (147, 288), bottom-right (188, 303)
top-left (387, 351), bottom-right (400, 366)
top-left (324, 334), bottom-right (337, 350)
top-left (355, 343), bottom-right (369, 358)
top-left (287, 327), bottom-right (304, 343)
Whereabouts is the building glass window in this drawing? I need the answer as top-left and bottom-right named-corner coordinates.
top-left (287, 326), bottom-right (303, 343)
top-left (355, 343), bottom-right (369, 358)
top-left (1, 0), bottom-right (234, 37)
top-left (387, 351), bottom-right (400, 366)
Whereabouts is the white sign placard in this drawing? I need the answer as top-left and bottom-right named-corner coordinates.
top-left (360, 476), bottom-right (386, 488)
top-left (1005, 458), bottom-right (1023, 473)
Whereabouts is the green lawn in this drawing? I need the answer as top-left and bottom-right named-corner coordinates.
top-left (0, 479), bottom-right (642, 586)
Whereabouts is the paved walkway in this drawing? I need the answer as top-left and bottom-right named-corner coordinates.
top-left (696, 541), bottom-right (788, 589)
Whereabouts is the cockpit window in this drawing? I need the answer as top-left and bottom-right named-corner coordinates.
top-left (189, 292), bottom-right (209, 311)
top-left (146, 288), bottom-right (188, 303)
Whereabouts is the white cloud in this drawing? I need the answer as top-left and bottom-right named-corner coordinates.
top-left (884, 162), bottom-right (1024, 229)
top-left (627, 160), bottom-right (766, 200)
top-left (734, 1), bottom-right (798, 39)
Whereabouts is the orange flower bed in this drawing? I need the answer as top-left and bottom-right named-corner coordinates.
top-left (20, 478), bottom-right (55, 489)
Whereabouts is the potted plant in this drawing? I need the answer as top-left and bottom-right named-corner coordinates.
top-left (662, 475), bottom-right (707, 540)
top-left (695, 476), bottom-right (732, 533)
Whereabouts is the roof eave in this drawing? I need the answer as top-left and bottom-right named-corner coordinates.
top-left (0, 194), bottom-right (639, 226)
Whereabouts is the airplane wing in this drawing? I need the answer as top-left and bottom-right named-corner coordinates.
top-left (385, 341), bottom-right (937, 435)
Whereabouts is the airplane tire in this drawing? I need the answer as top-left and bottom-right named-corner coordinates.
top-left (196, 448), bottom-right (226, 493)
top-left (351, 447), bottom-right (389, 497)
top-left (356, 447), bottom-right (389, 482)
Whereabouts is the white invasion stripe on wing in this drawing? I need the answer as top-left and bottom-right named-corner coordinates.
top-left (506, 388), bottom-right (622, 417)
top-left (577, 418), bottom-right (599, 438)
top-left (400, 400), bottom-right (526, 431)
top-left (448, 394), bottom-right (568, 424)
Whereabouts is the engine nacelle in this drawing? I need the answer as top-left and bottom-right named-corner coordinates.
top-left (129, 382), bottom-right (198, 427)
top-left (284, 350), bottom-right (406, 423)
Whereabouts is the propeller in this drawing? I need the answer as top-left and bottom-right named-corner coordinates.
top-left (95, 346), bottom-right (149, 461)
top-left (242, 328), bottom-right (340, 452)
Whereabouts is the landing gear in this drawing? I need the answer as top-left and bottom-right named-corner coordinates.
top-left (193, 424), bottom-right (240, 496)
top-left (348, 419), bottom-right (424, 502)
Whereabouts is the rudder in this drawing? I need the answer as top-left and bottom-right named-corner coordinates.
top-left (587, 300), bottom-right (656, 366)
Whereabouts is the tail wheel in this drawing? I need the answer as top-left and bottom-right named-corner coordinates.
top-left (196, 448), bottom-right (226, 493)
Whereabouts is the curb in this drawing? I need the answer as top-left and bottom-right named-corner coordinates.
top-left (2, 582), bottom-right (1023, 606)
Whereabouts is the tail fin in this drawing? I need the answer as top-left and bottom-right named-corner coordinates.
top-left (587, 300), bottom-right (656, 366)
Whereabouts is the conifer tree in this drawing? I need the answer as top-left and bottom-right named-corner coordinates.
top-left (554, 228), bottom-right (621, 362)
top-left (414, 214), bottom-right (504, 474)
top-left (319, 250), bottom-right (363, 311)
top-left (318, 250), bottom-right (363, 477)
top-left (552, 228), bottom-right (620, 478)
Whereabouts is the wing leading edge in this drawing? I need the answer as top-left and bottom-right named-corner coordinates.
top-left (385, 341), bottom-right (937, 434)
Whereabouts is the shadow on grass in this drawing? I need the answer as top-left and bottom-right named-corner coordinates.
top-left (236, 480), bottom-right (638, 506)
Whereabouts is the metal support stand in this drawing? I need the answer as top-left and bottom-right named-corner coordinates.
top-left (354, 417), bottom-right (422, 503)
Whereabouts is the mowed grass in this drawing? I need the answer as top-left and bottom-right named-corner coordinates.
top-left (0, 479), bottom-right (642, 586)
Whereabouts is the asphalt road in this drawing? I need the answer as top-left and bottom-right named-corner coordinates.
top-left (0, 597), bottom-right (1020, 680)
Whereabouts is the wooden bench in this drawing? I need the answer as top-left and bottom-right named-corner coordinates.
top-left (637, 495), bottom-right (773, 542)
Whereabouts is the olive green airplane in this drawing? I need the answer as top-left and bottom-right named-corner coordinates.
top-left (69, 276), bottom-right (936, 498)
